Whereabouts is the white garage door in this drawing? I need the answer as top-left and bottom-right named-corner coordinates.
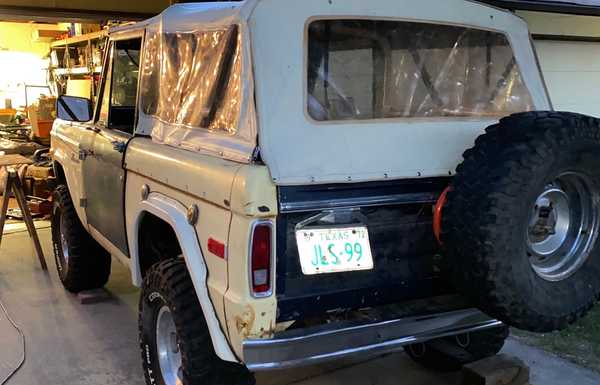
top-left (534, 40), bottom-right (600, 117)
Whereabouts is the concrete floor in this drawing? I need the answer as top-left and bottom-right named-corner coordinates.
top-left (1, 225), bottom-right (600, 385)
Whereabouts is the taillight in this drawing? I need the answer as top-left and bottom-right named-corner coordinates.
top-left (250, 223), bottom-right (272, 296)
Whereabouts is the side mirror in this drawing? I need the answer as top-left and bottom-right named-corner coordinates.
top-left (56, 95), bottom-right (93, 122)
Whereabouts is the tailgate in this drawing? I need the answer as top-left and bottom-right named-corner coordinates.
top-left (275, 177), bottom-right (452, 322)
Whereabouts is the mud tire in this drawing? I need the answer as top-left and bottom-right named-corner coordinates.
top-left (445, 112), bottom-right (600, 332)
top-left (139, 259), bottom-right (255, 385)
top-left (51, 184), bottom-right (111, 292)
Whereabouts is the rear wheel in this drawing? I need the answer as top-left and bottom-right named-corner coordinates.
top-left (445, 112), bottom-right (600, 332)
top-left (139, 259), bottom-right (254, 385)
top-left (405, 325), bottom-right (509, 371)
top-left (51, 184), bottom-right (111, 292)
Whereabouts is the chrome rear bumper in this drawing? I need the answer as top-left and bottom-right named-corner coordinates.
top-left (243, 308), bottom-right (501, 371)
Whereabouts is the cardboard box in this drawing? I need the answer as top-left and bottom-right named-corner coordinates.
top-left (28, 96), bottom-right (56, 139)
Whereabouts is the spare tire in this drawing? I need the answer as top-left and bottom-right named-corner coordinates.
top-left (445, 111), bottom-right (600, 332)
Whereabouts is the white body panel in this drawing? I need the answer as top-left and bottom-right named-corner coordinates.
top-left (51, 120), bottom-right (88, 225)
top-left (249, 0), bottom-right (552, 185)
top-left (124, 138), bottom-right (279, 359)
top-left (125, 188), bottom-right (238, 363)
top-left (88, 225), bottom-right (130, 268)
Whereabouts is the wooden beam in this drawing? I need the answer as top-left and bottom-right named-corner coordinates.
top-left (0, 0), bottom-right (170, 14)
top-left (50, 30), bottom-right (106, 47)
top-left (0, 0), bottom-right (170, 22)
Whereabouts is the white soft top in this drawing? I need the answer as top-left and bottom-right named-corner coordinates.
top-left (120, 2), bottom-right (250, 33)
top-left (121, 0), bottom-right (551, 185)
top-left (250, 0), bottom-right (551, 185)
top-left (125, 1), bottom-right (259, 163)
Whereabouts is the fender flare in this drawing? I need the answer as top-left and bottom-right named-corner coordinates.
top-left (127, 192), bottom-right (238, 363)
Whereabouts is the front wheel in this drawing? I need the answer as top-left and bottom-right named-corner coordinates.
top-left (139, 259), bottom-right (254, 385)
top-left (51, 184), bottom-right (111, 292)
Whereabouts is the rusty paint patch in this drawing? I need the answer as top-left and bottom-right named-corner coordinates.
top-left (235, 306), bottom-right (256, 338)
top-left (259, 320), bottom-right (276, 338)
top-left (234, 305), bottom-right (277, 339)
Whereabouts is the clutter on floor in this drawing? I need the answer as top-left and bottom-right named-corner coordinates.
top-left (0, 155), bottom-right (48, 271)
top-left (0, 102), bottom-right (55, 223)
top-left (0, 152), bottom-right (53, 216)
top-left (0, 94), bottom-right (54, 268)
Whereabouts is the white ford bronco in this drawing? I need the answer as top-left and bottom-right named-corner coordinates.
top-left (50, 1), bottom-right (600, 384)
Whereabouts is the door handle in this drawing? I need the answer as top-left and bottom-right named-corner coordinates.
top-left (111, 140), bottom-right (127, 153)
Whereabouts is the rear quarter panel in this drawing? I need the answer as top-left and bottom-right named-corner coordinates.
top-left (225, 165), bottom-right (278, 356)
top-left (124, 138), bottom-right (278, 358)
top-left (124, 138), bottom-right (239, 326)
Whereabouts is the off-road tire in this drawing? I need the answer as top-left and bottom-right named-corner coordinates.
top-left (51, 184), bottom-right (111, 292)
top-left (405, 325), bottom-right (508, 371)
top-left (445, 111), bottom-right (600, 332)
top-left (139, 259), bottom-right (255, 385)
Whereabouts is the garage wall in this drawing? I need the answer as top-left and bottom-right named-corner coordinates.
top-left (533, 40), bottom-right (600, 116)
top-left (0, 22), bottom-right (54, 109)
top-left (0, 22), bottom-right (50, 57)
top-left (518, 11), bottom-right (600, 117)
top-left (518, 10), bottom-right (600, 37)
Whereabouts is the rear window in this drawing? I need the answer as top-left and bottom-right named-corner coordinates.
top-left (307, 19), bottom-right (534, 121)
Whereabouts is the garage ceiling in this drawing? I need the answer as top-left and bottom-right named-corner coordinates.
top-left (0, 0), bottom-right (172, 22)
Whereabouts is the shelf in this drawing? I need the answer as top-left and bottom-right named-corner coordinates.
top-left (50, 30), bottom-right (106, 48)
top-left (53, 66), bottom-right (102, 76)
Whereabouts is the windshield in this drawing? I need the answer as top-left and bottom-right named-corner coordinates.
top-left (307, 19), bottom-right (534, 121)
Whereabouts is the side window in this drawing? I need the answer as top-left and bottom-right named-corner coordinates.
top-left (97, 38), bottom-right (142, 133)
top-left (307, 20), bottom-right (534, 121)
top-left (139, 26), bottom-right (241, 134)
top-left (112, 41), bottom-right (140, 108)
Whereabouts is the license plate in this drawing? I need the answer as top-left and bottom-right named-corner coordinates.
top-left (295, 226), bottom-right (374, 275)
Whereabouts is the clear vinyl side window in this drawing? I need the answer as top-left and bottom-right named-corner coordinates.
top-left (139, 25), bottom-right (241, 134)
top-left (307, 19), bottom-right (534, 122)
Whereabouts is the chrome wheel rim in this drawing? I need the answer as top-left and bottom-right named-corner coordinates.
top-left (156, 306), bottom-right (183, 385)
top-left (527, 172), bottom-right (599, 282)
top-left (58, 214), bottom-right (70, 270)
